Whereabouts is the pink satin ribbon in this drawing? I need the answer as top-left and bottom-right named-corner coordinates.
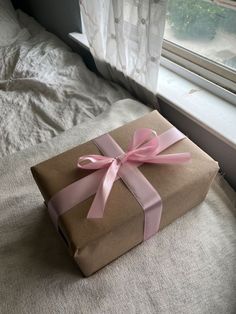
top-left (47, 127), bottom-right (191, 240)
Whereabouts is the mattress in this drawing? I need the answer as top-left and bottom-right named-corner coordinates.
top-left (0, 100), bottom-right (235, 314)
top-left (0, 9), bottom-right (131, 158)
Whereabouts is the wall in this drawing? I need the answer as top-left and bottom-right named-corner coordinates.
top-left (12, 0), bottom-right (82, 46)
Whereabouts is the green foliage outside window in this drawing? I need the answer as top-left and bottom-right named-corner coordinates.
top-left (167, 0), bottom-right (236, 40)
top-left (221, 9), bottom-right (236, 33)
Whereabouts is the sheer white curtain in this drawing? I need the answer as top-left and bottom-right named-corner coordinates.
top-left (80, 0), bottom-right (167, 105)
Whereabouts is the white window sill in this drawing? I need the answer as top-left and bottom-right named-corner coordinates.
top-left (158, 60), bottom-right (236, 149)
top-left (69, 32), bottom-right (236, 150)
top-left (69, 32), bottom-right (89, 49)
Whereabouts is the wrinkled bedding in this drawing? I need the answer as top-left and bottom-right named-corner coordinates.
top-left (0, 10), bottom-right (131, 157)
top-left (0, 100), bottom-right (235, 314)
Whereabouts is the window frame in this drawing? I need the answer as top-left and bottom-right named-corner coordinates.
top-left (163, 0), bottom-right (236, 93)
top-left (162, 40), bottom-right (236, 94)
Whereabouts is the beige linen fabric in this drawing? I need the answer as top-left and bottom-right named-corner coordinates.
top-left (0, 100), bottom-right (235, 314)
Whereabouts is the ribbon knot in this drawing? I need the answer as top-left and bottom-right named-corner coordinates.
top-left (77, 128), bottom-right (191, 219)
top-left (115, 153), bottom-right (127, 164)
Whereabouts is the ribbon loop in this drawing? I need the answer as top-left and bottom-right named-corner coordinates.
top-left (128, 128), bottom-right (156, 151)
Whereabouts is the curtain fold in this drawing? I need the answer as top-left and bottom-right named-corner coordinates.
top-left (80, 0), bottom-right (167, 106)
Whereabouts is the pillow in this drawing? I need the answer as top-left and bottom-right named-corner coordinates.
top-left (0, 0), bottom-right (26, 46)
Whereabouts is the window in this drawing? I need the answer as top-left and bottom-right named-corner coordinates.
top-left (162, 0), bottom-right (236, 93)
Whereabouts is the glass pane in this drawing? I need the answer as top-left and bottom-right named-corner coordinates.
top-left (164, 0), bottom-right (236, 71)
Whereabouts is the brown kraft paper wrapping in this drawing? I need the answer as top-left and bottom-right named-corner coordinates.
top-left (31, 111), bottom-right (219, 276)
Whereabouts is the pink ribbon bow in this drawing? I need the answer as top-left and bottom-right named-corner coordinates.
top-left (77, 128), bottom-right (191, 220)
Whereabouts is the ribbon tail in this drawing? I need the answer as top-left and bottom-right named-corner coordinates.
top-left (87, 160), bottom-right (120, 219)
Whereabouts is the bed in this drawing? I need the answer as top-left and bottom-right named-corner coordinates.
top-left (0, 2), bottom-right (236, 313)
top-left (0, 4), bottom-right (132, 157)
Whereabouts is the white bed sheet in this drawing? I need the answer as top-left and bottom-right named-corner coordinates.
top-left (0, 10), bottom-right (131, 157)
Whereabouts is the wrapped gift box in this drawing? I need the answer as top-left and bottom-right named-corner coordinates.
top-left (31, 111), bottom-right (219, 276)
